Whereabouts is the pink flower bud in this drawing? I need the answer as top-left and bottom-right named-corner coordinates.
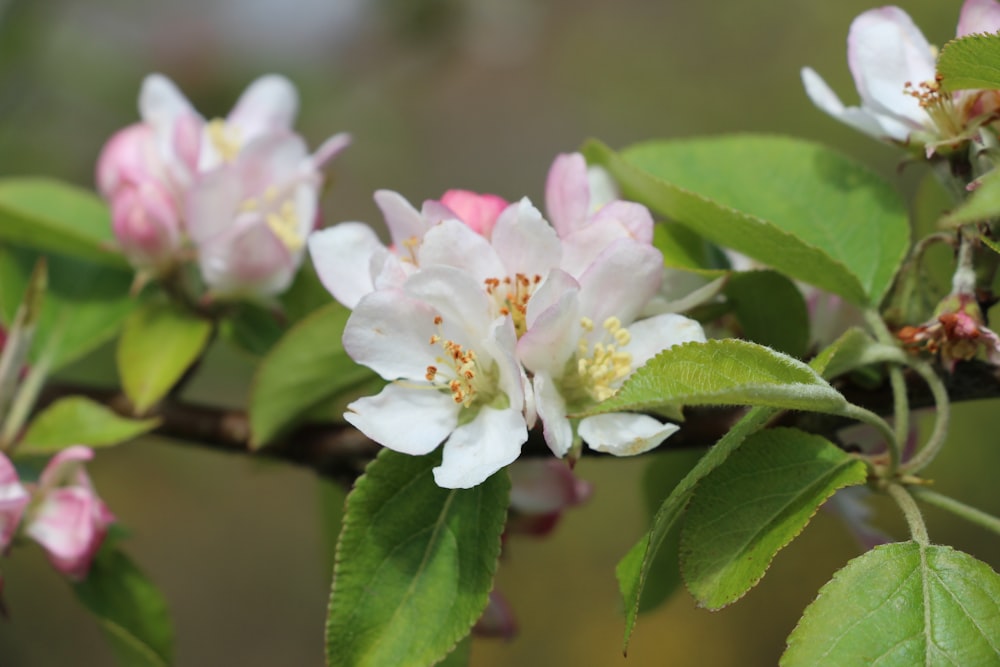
top-left (96, 124), bottom-right (184, 269)
top-left (25, 446), bottom-right (114, 580)
top-left (437, 189), bottom-right (509, 237)
top-left (0, 454), bottom-right (28, 553)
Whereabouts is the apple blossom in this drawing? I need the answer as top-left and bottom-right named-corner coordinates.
top-left (0, 453), bottom-right (28, 553)
top-left (342, 266), bottom-right (528, 489)
top-left (308, 188), bottom-right (511, 309)
top-left (801, 2), bottom-right (1000, 155)
top-left (517, 239), bottom-right (706, 458)
top-left (24, 446), bottom-right (114, 580)
top-left (188, 130), bottom-right (350, 298)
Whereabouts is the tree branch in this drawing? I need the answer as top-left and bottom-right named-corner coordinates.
top-left (35, 358), bottom-right (1000, 481)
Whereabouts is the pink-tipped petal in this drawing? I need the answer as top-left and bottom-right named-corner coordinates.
top-left (545, 153), bottom-right (590, 237)
top-left (437, 189), bottom-right (509, 237)
top-left (958, 0), bottom-right (1000, 37)
top-left (227, 74), bottom-right (299, 141)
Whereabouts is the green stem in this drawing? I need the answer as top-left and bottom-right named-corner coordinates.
top-left (887, 483), bottom-right (930, 546)
top-left (911, 487), bottom-right (1000, 538)
top-left (838, 403), bottom-right (897, 455)
top-left (0, 352), bottom-right (50, 451)
top-left (898, 358), bottom-right (951, 475)
top-left (863, 309), bottom-right (906, 471)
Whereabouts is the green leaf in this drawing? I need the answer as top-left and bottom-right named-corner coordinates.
top-left (723, 270), bottom-right (809, 358)
top-left (617, 406), bottom-right (774, 651)
top-left (73, 547), bottom-right (174, 667)
top-left (810, 327), bottom-right (905, 380)
top-left (0, 178), bottom-right (127, 268)
top-left (584, 136), bottom-right (910, 305)
top-left (249, 302), bottom-right (375, 448)
top-left (117, 300), bottom-right (213, 414)
top-left (0, 245), bottom-right (135, 370)
top-left (938, 33), bottom-right (1000, 92)
top-left (681, 428), bottom-right (867, 609)
top-left (437, 636), bottom-right (471, 667)
top-left (18, 396), bottom-right (159, 454)
top-left (782, 542), bottom-right (1000, 666)
top-left (584, 339), bottom-right (847, 417)
top-left (942, 168), bottom-right (1000, 227)
top-left (219, 303), bottom-right (286, 357)
top-left (652, 222), bottom-right (721, 271)
top-left (326, 449), bottom-right (509, 667)
top-left (631, 447), bottom-right (706, 614)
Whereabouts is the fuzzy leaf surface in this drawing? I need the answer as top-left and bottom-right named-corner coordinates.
top-left (584, 339), bottom-right (846, 417)
top-left (326, 449), bottom-right (509, 667)
top-left (782, 542), bottom-right (1000, 666)
top-left (938, 33), bottom-right (1000, 91)
top-left (681, 428), bottom-right (867, 609)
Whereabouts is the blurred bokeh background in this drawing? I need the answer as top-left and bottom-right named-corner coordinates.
top-left (1, 0), bottom-right (998, 665)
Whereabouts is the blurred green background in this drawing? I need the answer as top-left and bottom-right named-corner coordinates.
top-left (1, 0), bottom-right (998, 665)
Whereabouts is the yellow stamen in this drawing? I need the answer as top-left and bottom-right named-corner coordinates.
top-left (206, 118), bottom-right (242, 163)
top-left (266, 200), bottom-right (303, 252)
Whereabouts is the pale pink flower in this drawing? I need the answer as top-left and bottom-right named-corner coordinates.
top-left (802, 2), bottom-right (1000, 154)
top-left (24, 447), bottom-right (114, 580)
top-left (188, 131), bottom-right (349, 298)
top-left (0, 453), bottom-right (28, 553)
top-left (473, 591), bottom-right (518, 640)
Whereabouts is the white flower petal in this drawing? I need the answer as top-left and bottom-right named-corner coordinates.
top-left (848, 7), bottom-right (933, 125)
top-left (345, 384), bottom-right (459, 456)
top-left (577, 240), bottom-right (663, 326)
top-left (801, 67), bottom-right (897, 140)
top-left (433, 406), bottom-right (526, 488)
top-left (518, 276), bottom-right (580, 375)
top-left (308, 223), bottom-right (386, 308)
top-left (579, 413), bottom-right (679, 456)
top-left (490, 197), bottom-right (562, 276)
top-left (139, 74), bottom-right (198, 132)
top-left (626, 313), bottom-right (706, 370)
top-left (417, 219), bottom-right (506, 282)
top-left (525, 268), bottom-right (579, 330)
top-left (533, 374), bottom-right (573, 457)
top-left (375, 190), bottom-right (432, 248)
top-left (482, 315), bottom-right (525, 411)
top-left (343, 289), bottom-right (441, 380)
top-left (590, 201), bottom-right (654, 244)
top-left (404, 266), bottom-right (494, 346)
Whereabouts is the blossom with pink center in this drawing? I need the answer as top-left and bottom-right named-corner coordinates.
top-left (0, 453), bottom-right (28, 553)
top-left (308, 188), bottom-right (513, 309)
top-left (802, 2), bottom-right (1000, 154)
top-left (97, 73), bottom-right (349, 295)
top-left (517, 239), bottom-right (706, 458)
top-left (342, 266), bottom-right (528, 488)
top-left (897, 293), bottom-right (1000, 371)
top-left (24, 446), bottom-right (114, 580)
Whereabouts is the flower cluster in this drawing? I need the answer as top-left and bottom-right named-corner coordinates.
top-left (309, 153), bottom-right (706, 488)
top-left (1, 447), bottom-right (113, 580)
top-left (802, 0), bottom-right (1000, 156)
top-left (97, 74), bottom-right (350, 299)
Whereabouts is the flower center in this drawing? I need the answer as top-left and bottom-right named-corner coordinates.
top-left (576, 316), bottom-right (633, 402)
top-left (484, 273), bottom-right (542, 337)
top-left (206, 118), bottom-right (242, 163)
top-left (425, 316), bottom-right (486, 407)
top-left (904, 76), bottom-right (963, 138)
top-left (240, 186), bottom-right (304, 252)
